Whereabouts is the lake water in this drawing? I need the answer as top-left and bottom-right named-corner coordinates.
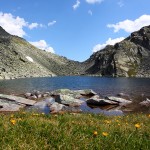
top-left (0, 76), bottom-right (150, 115)
top-left (0, 76), bottom-right (150, 96)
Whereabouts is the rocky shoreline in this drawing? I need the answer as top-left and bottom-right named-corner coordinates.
top-left (0, 89), bottom-right (149, 114)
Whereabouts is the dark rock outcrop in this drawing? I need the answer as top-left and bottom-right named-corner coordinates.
top-left (82, 25), bottom-right (150, 77)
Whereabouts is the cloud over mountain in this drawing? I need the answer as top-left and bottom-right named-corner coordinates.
top-left (107, 14), bottom-right (150, 33)
top-left (30, 40), bottom-right (55, 53)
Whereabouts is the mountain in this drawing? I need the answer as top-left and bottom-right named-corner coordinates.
top-left (0, 27), bottom-right (80, 79)
top-left (0, 25), bottom-right (150, 79)
top-left (82, 25), bottom-right (150, 77)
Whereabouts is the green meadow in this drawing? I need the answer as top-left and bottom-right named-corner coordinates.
top-left (0, 112), bottom-right (150, 150)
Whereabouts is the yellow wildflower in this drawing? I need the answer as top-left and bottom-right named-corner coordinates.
top-left (102, 132), bottom-right (108, 137)
top-left (135, 123), bottom-right (140, 128)
top-left (10, 119), bottom-right (16, 125)
top-left (93, 131), bottom-right (98, 136)
top-left (104, 120), bottom-right (111, 124)
top-left (148, 114), bottom-right (150, 118)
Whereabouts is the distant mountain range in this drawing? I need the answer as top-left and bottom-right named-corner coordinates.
top-left (0, 25), bottom-right (150, 79)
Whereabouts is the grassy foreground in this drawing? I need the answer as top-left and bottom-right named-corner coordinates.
top-left (0, 112), bottom-right (150, 150)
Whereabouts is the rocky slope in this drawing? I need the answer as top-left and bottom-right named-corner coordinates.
top-left (0, 27), bottom-right (80, 79)
top-left (82, 25), bottom-right (150, 77)
top-left (0, 25), bottom-right (150, 79)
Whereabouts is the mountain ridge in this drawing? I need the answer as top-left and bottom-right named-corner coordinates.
top-left (0, 27), bottom-right (80, 79)
top-left (82, 25), bottom-right (150, 77)
top-left (0, 25), bottom-right (150, 79)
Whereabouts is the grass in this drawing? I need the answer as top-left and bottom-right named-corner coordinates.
top-left (0, 112), bottom-right (150, 150)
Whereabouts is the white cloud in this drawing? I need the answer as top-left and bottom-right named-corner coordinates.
top-left (107, 14), bottom-right (150, 33)
top-left (73, 0), bottom-right (80, 10)
top-left (0, 12), bottom-right (44, 37)
top-left (92, 37), bottom-right (125, 52)
top-left (48, 20), bottom-right (56, 26)
top-left (0, 12), bottom-right (27, 37)
top-left (28, 23), bottom-right (44, 29)
top-left (86, 0), bottom-right (103, 4)
top-left (88, 10), bottom-right (93, 16)
top-left (28, 23), bottom-right (38, 29)
top-left (117, 0), bottom-right (124, 7)
top-left (30, 40), bottom-right (55, 53)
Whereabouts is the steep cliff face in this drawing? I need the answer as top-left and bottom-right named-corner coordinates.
top-left (0, 27), bottom-right (80, 79)
top-left (82, 25), bottom-right (150, 77)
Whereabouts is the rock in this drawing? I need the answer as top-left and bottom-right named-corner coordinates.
top-left (76, 89), bottom-right (97, 96)
top-left (42, 94), bottom-right (49, 97)
top-left (30, 95), bottom-right (37, 100)
top-left (55, 94), bottom-right (84, 106)
top-left (25, 93), bottom-right (32, 98)
top-left (139, 98), bottom-right (150, 107)
top-left (37, 94), bottom-right (42, 99)
top-left (51, 89), bottom-right (97, 99)
top-left (0, 94), bottom-right (36, 106)
top-left (106, 96), bottom-right (132, 105)
top-left (0, 99), bottom-right (25, 112)
top-left (27, 97), bottom-right (55, 113)
top-left (86, 95), bottom-right (118, 106)
top-left (33, 101), bottom-right (47, 109)
top-left (49, 102), bottom-right (66, 113)
top-left (33, 91), bottom-right (41, 97)
top-left (44, 92), bottom-right (50, 96)
top-left (45, 97), bottom-right (55, 105)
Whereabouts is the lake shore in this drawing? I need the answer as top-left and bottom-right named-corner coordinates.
top-left (0, 88), bottom-right (150, 115)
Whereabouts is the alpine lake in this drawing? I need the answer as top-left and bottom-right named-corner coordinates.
top-left (0, 76), bottom-right (150, 115)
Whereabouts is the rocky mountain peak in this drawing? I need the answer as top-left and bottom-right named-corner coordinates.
top-left (129, 25), bottom-right (150, 50)
top-left (82, 25), bottom-right (150, 77)
top-left (0, 26), bottom-right (10, 37)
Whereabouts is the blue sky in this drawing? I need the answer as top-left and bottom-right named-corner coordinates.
top-left (0, 0), bottom-right (150, 62)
